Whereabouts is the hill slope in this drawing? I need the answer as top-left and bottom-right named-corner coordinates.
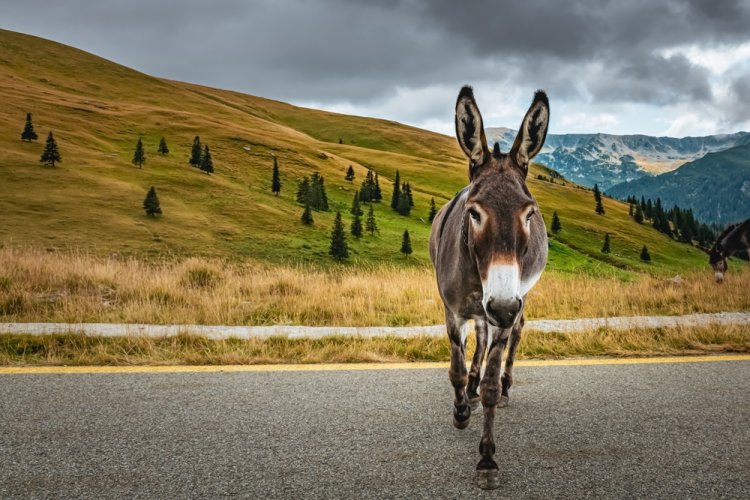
top-left (487, 127), bottom-right (750, 190)
top-left (608, 144), bottom-right (750, 225)
top-left (0, 29), bottom-right (712, 275)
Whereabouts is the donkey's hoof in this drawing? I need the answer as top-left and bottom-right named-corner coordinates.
top-left (497, 395), bottom-right (509, 408)
top-left (453, 416), bottom-right (470, 429)
top-left (476, 469), bottom-right (500, 490)
top-left (468, 396), bottom-right (481, 411)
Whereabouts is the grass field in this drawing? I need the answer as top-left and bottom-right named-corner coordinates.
top-left (2, 248), bottom-right (749, 326)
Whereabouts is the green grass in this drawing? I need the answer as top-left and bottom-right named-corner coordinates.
top-left (0, 28), bottom-right (730, 276)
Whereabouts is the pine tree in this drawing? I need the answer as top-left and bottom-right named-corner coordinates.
top-left (301, 202), bottom-right (314, 225)
top-left (351, 191), bottom-right (363, 216)
top-left (551, 211), bottom-right (562, 233)
top-left (397, 191), bottom-right (411, 216)
top-left (158, 137), bottom-right (169, 155)
top-left (189, 136), bottom-right (202, 167)
top-left (645, 199), bottom-right (653, 220)
top-left (640, 245), bottom-right (651, 262)
top-left (428, 198), bottom-right (438, 223)
top-left (595, 197), bottom-right (605, 215)
top-left (272, 156), bottom-right (281, 196)
top-left (39, 131), bottom-right (61, 167)
top-left (132, 138), bottom-right (146, 168)
top-left (351, 211), bottom-right (363, 238)
top-left (374, 173), bottom-right (382, 201)
top-left (593, 184), bottom-right (601, 202)
top-left (634, 204), bottom-right (644, 224)
top-left (601, 233), bottom-right (611, 253)
top-left (628, 204), bottom-right (634, 216)
top-left (296, 177), bottom-right (311, 204)
top-left (310, 172), bottom-right (329, 211)
top-left (200, 145), bottom-right (214, 175)
top-left (391, 170), bottom-right (401, 209)
top-left (143, 186), bottom-right (162, 217)
top-left (405, 182), bottom-right (414, 207)
top-left (400, 229), bottom-right (413, 255)
top-left (21, 113), bottom-right (38, 142)
top-left (329, 211), bottom-right (349, 260)
top-left (679, 218), bottom-right (693, 244)
top-left (366, 203), bottom-right (378, 235)
top-left (345, 165), bottom-right (355, 183)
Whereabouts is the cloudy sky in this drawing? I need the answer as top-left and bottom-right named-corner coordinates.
top-left (4, 0), bottom-right (750, 137)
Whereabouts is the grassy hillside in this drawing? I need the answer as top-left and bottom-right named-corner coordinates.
top-left (0, 29), bottom-right (718, 276)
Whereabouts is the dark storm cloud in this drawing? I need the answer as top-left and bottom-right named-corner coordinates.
top-left (2, 0), bottom-right (750, 126)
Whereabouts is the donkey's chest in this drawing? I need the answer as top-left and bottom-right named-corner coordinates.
top-left (458, 290), bottom-right (485, 318)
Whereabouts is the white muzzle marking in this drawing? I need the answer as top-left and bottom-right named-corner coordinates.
top-left (483, 263), bottom-right (521, 307)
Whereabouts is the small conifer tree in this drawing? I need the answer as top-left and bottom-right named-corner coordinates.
top-left (39, 131), bottom-right (61, 167)
top-left (21, 113), bottom-right (38, 142)
top-left (329, 211), bottom-right (348, 260)
top-left (629, 203), bottom-right (634, 216)
top-left (366, 203), bottom-right (378, 235)
top-left (132, 138), bottom-right (146, 168)
top-left (143, 186), bottom-right (162, 217)
top-left (551, 211), bottom-right (562, 233)
top-left (158, 137), bottom-right (169, 155)
top-left (595, 197), bottom-right (605, 215)
top-left (189, 136), bottom-right (202, 167)
top-left (272, 156), bottom-right (281, 196)
top-left (200, 145), bottom-right (214, 175)
top-left (404, 182), bottom-right (414, 207)
top-left (640, 245), bottom-right (651, 262)
top-left (345, 165), bottom-right (355, 183)
top-left (400, 229), bottom-right (413, 255)
top-left (391, 170), bottom-right (401, 210)
top-left (351, 211), bottom-right (363, 238)
top-left (428, 198), bottom-right (438, 223)
top-left (351, 191), bottom-right (363, 216)
top-left (374, 173), bottom-right (382, 200)
top-left (397, 191), bottom-right (411, 216)
top-left (634, 203), bottom-right (644, 224)
top-left (301, 202), bottom-right (314, 225)
top-left (601, 233), bottom-right (611, 253)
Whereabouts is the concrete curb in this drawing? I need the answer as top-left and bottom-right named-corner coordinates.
top-left (0, 312), bottom-right (748, 339)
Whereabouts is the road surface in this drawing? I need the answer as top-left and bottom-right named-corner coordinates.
top-left (1, 357), bottom-right (748, 498)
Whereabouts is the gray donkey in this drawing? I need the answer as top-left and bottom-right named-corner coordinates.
top-left (429, 86), bottom-right (549, 489)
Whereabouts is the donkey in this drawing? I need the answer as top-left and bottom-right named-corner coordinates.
top-left (429, 86), bottom-right (549, 489)
top-left (704, 218), bottom-right (750, 282)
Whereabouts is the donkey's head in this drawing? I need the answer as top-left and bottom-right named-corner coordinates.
top-left (708, 245), bottom-right (728, 283)
top-left (455, 86), bottom-right (549, 328)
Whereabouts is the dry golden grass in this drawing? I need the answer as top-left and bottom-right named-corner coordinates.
top-left (1, 324), bottom-right (747, 366)
top-left (0, 247), bottom-right (748, 326)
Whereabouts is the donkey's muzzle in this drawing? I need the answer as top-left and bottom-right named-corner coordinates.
top-left (485, 297), bottom-right (522, 329)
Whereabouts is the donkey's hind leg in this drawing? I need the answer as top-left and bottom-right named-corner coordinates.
top-left (446, 312), bottom-right (471, 429)
top-left (466, 318), bottom-right (488, 411)
top-left (499, 315), bottom-right (524, 408)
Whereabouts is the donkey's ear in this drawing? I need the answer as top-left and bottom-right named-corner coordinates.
top-left (510, 90), bottom-right (550, 176)
top-left (455, 86), bottom-right (489, 176)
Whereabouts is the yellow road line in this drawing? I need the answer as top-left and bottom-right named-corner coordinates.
top-left (1, 354), bottom-right (749, 375)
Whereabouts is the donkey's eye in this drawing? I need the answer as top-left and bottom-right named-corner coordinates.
top-left (468, 208), bottom-right (481, 222)
top-left (526, 209), bottom-right (535, 222)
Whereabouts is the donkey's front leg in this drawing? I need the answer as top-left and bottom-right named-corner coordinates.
top-left (476, 326), bottom-right (510, 490)
top-left (446, 312), bottom-right (471, 429)
top-left (499, 315), bottom-right (524, 408)
top-left (466, 318), bottom-right (488, 411)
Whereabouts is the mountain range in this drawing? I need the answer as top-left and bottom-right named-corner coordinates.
top-left (607, 144), bottom-right (750, 225)
top-left (486, 127), bottom-right (750, 191)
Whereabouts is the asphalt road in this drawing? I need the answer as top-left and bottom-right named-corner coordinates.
top-left (1, 359), bottom-right (748, 499)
